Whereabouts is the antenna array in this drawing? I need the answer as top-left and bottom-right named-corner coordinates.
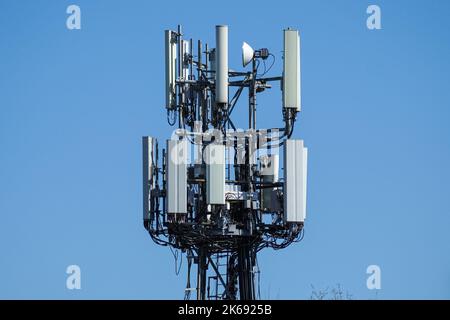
top-left (143, 25), bottom-right (307, 300)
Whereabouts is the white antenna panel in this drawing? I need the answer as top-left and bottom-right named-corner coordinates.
top-left (215, 25), bottom-right (228, 105)
top-left (284, 139), bottom-right (307, 223)
top-left (282, 29), bottom-right (301, 111)
top-left (165, 30), bottom-right (177, 109)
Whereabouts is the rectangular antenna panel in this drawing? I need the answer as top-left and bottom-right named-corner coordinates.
top-left (165, 30), bottom-right (177, 109)
top-left (206, 144), bottom-right (225, 205)
top-left (284, 139), bottom-right (308, 223)
top-left (182, 40), bottom-right (190, 79)
top-left (215, 25), bottom-right (228, 105)
top-left (143, 136), bottom-right (157, 221)
top-left (282, 29), bottom-right (301, 111)
top-left (166, 139), bottom-right (188, 214)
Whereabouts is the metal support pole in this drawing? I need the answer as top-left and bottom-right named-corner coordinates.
top-left (197, 40), bottom-right (202, 123)
top-left (249, 59), bottom-right (257, 130)
top-left (197, 247), bottom-right (208, 300)
top-left (237, 243), bottom-right (255, 300)
top-left (203, 44), bottom-right (209, 132)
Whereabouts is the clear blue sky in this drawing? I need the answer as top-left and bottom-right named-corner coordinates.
top-left (1, 0), bottom-right (449, 299)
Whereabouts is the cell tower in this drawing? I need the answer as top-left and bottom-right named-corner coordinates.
top-left (143, 25), bottom-right (308, 300)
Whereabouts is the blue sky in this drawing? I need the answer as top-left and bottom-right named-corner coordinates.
top-left (1, 0), bottom-right (449, 299)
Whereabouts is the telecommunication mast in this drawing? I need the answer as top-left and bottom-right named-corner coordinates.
top-left (143, 25), bottom-right (308, 300)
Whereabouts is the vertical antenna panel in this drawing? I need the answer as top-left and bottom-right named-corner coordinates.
top-left (143, 136), bottom-right (157, 221)
top-left (166, 139), bottom-right (188, 214)
top-left (165, 30), bottom-right (177, 109)
top-left (215, 25), bottom-right (228, 105)
top-left (209, 48), bottom-right (216, 72)
top-left (206, 144), bottom-right (225, 205)
top-left (182, 40), bottom-right (190, 80)
top-left (284, 139), bottom-right (307, 222)
top-left (302, 146), bottom-right (308, 219)
top-left (209, 48), bottom-right (216, 106)
top-left (282, 29), bottom-right (301, 111)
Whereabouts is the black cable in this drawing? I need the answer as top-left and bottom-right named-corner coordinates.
top-left (258, 54), bottom-right (276, 77)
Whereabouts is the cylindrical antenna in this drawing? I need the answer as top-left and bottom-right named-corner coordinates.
top-left (215, 25), bottom-right (228, 106)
